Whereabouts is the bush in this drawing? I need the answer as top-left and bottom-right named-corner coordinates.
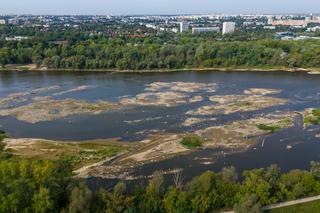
top-left (0, 130), bottom-right (7, 142)
top-left (180, 135), bottom-right (204, 148)
top-left (257, 124), bottom-right (280, 133)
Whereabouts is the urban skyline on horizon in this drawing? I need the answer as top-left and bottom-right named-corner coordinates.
top-left (1, 0), bottom-right (320, 15)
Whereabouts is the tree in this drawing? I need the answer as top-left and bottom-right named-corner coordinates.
top-left (186, 171), bottom-right (217, 213)
top-left (164, 187), bottom-right (190, 213)
top-left (234, 194), bottom-right (262, 213)
top-left (68, 184), bottom-right (93, 213)
top-left (0, 159), bottom-right (73, 212)
top-left (138, 171), bottom-right (165, 213)
top-left (278, 170), bottom-right (320, 200)
top-left (240, 169), bottom-right (273, 205)
top-left (221, 166), bottom-right (238, 183)
top-left (32, 187), bottom-right (54, 213)
top-left (172, 170), bottom-right (184, 190)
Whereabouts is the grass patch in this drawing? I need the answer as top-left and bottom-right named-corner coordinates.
top-left (180, 135), bottom-right (204, 148)
top-left (236, 101), bottom-right (253, 107)
top-left (8, 139), bottom-right (127, 169)
top-left (257, 124), bottom-right (281, 133)
top-left (266, 199), bottom-right (320, 213)
top-left (304, 109), bottom-right (320, 125)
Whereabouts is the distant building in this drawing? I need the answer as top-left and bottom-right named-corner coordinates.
top-left (8, 18), bottom-right (18, 25)
top-left (307, 26), bottom-right (320, 32)
top-left (271, 19), bottom-right (308, 27)
top-left (180, 21), bottom-right (189, 33)
top-left (0, 19), bottom-right (6, 25)
top-left (263, 26), bottom-right (276, 30)
top-left (275, 32), bottom-right (295, 40)
top-left (192, 27), bottom-right (220, 34)
top-left (171, 28), bottom-right (179, 33)
top-left (222, 22), bottom-right (236, 35)
top-left (146, 24), bottom-right (157, 30)
top-left (5, 36), bottom-right (29, 41)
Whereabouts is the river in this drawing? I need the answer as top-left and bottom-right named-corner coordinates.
top-left (1, 70), bottom-right (320, 188)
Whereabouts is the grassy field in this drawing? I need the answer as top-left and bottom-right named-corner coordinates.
top-left (5, 138), bottom-right (132, 169)
top-left (266, 200), bottom-right (320, 213)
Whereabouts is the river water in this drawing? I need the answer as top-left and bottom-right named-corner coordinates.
top-left (1, 70), bottom-right (320, 187)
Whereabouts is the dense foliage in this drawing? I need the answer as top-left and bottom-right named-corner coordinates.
top-left (89, 164), bottom-right (320, 213)
top-left (0, 131), bottom-right (76, 213)
top-left (1, 25), bottom-right (320, 70)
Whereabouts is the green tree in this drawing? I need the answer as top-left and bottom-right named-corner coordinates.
top-left (32, 187), bottom-right (54, 213)
top-left (164, 187), bottom-right (190, 213)
top-left (234, 194), bottom-right (262, 213)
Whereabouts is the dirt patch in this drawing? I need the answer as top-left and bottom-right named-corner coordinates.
top-left (121, 134), bottom-right (188, 162)
top-left (0, 85), bottom-right (96, 108)
top-left (120, 91), bottom-right (189, 107)
top-left (0, 92), bottom-right (29, 106)
top-left (182, 117), bottom-right (217, 127)
top-left (187, 94), bottom-right (287, 116)
top-left (31, 85), bottom-right (60, 94)
top-left (3, 138), bottom-right (130, 169)
top-left (120, 82), bottom-right (214, 107)
top-left (197, 112), bottom-right (295, 148)
top-left (145, 82), bottom-right (217, 93)
top-left (81, 133), bottom-right (190, 179)
top-left (189, 96), bottom-right (204, 103)
top-left (0, 86), bottom-right (61, 107)
top-left (53, 85), bottom-right (93, 96)
top-left (244, 88), bottom-right (282, 95)
top-left (0, 97), bottom-right (116, 123)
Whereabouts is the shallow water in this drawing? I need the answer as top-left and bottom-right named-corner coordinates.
top-left (1, 70), bottom-right (320, 184)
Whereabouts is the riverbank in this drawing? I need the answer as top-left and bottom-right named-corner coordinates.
top-left (1, 64), bottom-right (320, 74)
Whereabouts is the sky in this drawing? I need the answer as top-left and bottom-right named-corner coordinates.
top-left (1, 0), bottom-right (320, 15)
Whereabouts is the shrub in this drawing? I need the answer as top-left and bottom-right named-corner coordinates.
top-left (180, 135), bottom-right (204, 148)
top-left (257, 124), bottom-right (280, 133)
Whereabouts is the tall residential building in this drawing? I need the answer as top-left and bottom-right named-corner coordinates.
top-left (180, 21), bottom-right (189, 33)
top-left (222, 22), bottom-right (236, 35)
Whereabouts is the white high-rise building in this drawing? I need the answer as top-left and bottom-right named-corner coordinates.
top-left (180, 21), bottom-right (189, 33)
top-left (0, 19), bottom-right (6, 25)
top-left (222, 22), bottom-right (236, 35)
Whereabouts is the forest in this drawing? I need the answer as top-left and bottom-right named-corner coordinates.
top-left (1, 24), bottom-right (320, 70)
top-left (2, 130), bottom-right (320, 213)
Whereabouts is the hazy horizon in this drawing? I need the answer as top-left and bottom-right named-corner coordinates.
top-left (1, 0), bottom-right (320, 15)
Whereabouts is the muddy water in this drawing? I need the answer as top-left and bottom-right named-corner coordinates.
top-left (1, 70), bottom-right (320, 184)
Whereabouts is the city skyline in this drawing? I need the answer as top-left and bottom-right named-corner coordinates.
top-left (1, 0), bottom-right (320, 15)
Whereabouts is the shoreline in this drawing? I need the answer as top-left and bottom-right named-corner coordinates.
top-left (1, 66), bottom-right (320, 74)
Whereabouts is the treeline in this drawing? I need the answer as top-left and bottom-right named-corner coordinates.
top-left (1, 25), bottom-right (320, 70)
top-left (2, 131), bottom-right (320, 213)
